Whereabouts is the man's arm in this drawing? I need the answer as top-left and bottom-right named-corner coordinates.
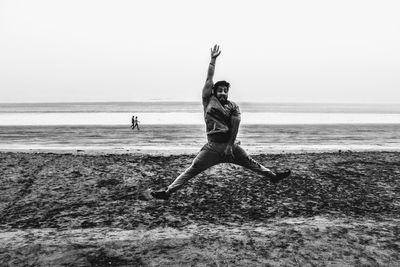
top-left (228, 115), bottom-right (240, 145)
top-left (202, 45), bottom-right (221, 99)
top-left (223, 115), bottom-right (241, 158)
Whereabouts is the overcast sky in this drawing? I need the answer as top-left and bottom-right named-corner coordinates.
top-left (0, 0), bottom-right (399, 103)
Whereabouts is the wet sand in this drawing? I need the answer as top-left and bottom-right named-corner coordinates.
top-left (0, 151), bottom-right (399, 266)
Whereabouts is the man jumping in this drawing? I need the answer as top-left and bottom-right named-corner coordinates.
top-left (150, 45), bottom-right (291, 200)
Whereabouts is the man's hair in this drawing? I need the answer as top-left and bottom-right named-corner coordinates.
top-left (212, 80), bottom-right (230, 96)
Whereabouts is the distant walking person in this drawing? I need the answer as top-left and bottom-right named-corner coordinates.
top-left (134, 116), bottom-right (140, 130)
top-left (149, 45), bottom-right (291, 200)
top-left (131, 116), bottom-right (140, 130)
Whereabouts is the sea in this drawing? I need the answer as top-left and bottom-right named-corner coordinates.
top-left (0, 102), bottom-right (399, 154)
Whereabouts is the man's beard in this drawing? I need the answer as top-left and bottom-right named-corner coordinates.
top-left (218, 96), bottom-right (227, 104)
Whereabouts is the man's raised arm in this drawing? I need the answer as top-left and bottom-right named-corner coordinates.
top-left (202, 45), bottom-right (221, 99)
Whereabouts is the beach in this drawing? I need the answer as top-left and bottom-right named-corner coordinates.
top-left (3, 0), bottom-right (400, 264)
top-left (1, 150), bottom-right (399, 266)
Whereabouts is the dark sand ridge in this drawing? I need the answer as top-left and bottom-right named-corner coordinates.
top-left (0, 151), bottom-right (399, 266)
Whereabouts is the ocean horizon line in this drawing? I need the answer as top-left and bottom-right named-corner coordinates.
top-left (1, 100), bottom-right (400, 105)
top-left (1, 102), bottom-right (400, 115)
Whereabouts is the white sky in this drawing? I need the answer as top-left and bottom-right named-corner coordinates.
top-left (0, 0), bottom-right (399, 103)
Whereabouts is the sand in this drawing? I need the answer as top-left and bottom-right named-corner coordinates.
top-left (0, 151), bottom-right (399, 266)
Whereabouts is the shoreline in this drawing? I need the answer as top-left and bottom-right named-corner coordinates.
top-left (1, 147), bottom-right (400, 156)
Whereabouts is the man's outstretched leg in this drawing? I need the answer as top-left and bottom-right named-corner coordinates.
top-left (150, 143), bottom-right (222, 200)
top-left (231, 144), bottom-right (291, 183)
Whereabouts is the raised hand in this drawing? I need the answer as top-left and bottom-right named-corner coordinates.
top-left (210, 44), bottom-right (221, 59)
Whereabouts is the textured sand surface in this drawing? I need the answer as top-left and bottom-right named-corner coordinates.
top-left (0, 151), bottom-right (399, 266)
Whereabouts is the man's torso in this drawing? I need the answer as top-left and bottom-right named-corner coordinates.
top-left (202, 83), bottom-right (240, 141)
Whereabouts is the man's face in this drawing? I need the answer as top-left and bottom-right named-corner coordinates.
top-left (215, 86), bottom-right (229, 104)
